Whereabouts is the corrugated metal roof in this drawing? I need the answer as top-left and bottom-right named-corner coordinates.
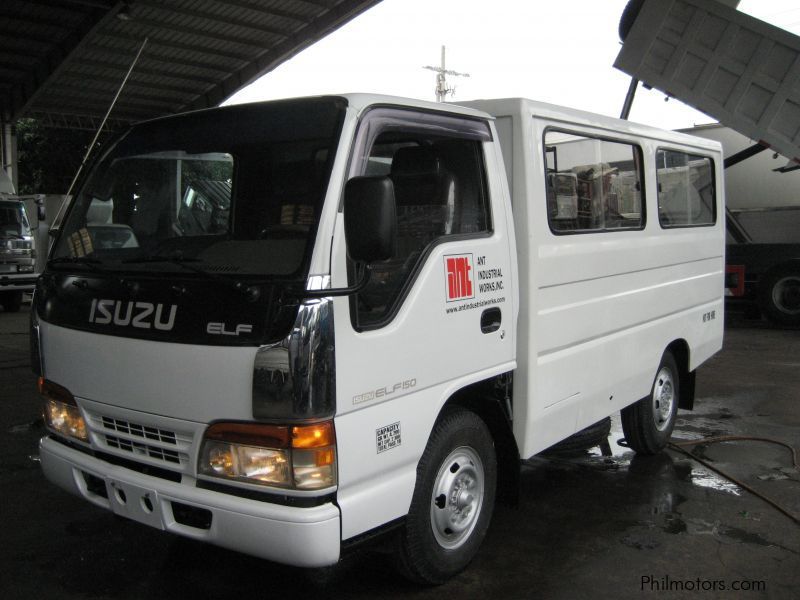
top-left (0, 0), bottom-right (382, 130)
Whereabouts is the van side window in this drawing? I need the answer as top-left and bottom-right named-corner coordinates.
top-left (348, 110), bottom-right (492, 329)
top-left (543, 130), bottom-right (645, 233)
top-left (656, 150), bottom-right (716, 227)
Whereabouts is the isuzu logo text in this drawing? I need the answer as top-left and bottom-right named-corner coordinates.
top-left (445, 254), bottom-right (475, 301)
top-left (88, 299), bottom-right (177, 331)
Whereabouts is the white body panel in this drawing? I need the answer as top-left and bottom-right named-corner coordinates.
top-left (40, 437), bottom-right (340, 567)
top-left (461, 98), bottom-right (724, 458)
top-left (40, 320), bottom-right (257, 423)
top-left (330, 107), bottom-right (517, 539)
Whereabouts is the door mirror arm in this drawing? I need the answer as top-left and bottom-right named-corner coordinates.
top-left (298, 265), bottom-right (372, 299)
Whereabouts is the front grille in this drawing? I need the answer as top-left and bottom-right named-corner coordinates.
top-left (85, 410), bottom-right (192, 470)
top-left (101, 416), bottom-right (177, 445)
top-left (105, 434), bottom-right (181, 464)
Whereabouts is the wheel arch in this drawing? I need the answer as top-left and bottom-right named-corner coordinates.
top-left (665, 339), bottom-right (695, 410)
top-left (438, 375), bottom-right (520, 506)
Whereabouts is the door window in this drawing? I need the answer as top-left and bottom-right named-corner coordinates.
top-left (348, 109), bottom-right (493, 328)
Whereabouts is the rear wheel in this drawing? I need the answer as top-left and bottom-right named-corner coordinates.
top-left (621, 351), bottom-right (679, 455)
top-left (395, 408), bottom-right (496, 584)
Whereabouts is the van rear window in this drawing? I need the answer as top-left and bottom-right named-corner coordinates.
top-left (543, 130), bottom-right (645, 234)
top-left (656, 150), bottom-right (716, 228)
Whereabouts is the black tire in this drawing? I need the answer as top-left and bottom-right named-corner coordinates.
top-left (395, 408), bottom-right (497, 585)
top-left (758, 267), bottom-right (800, 327)
top-left (621, 351), bottom-right (679, 455)
top-left (1, 291), bottom-right (23, 312)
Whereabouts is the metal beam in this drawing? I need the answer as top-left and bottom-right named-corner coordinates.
top-left (190, 0), bottom-right (380, 111)
top-left (8, 1), bottom-right (117, 121)
top-left (220, 0), bottom-right (315, 24)
top-left (38, 87), bottom-right (177, 111)
top-left (46, 80), bottom-right (189, 105)
top-left (83, 43), bottom-right (233, 77)
top-left (111, 16), bottom-right (286, 49)
top-left (98, 30), bottom-right (251, 63)
top-left (33, 97), bottom-right (158, 119)
top-left (29, 110), bottom-right (131, 131)
top-left (46, 0), bottom-right (115, 9)
top-left (724, 142), bottom-right (768, 170)
top-left (0, 11), bottom-right (81, 32)
top-left (135, 1), bottom-right (298, 38)
top-left (0, 28), bottom-right (67, 46)
top-left (60, 67), bottom-right (199, 96)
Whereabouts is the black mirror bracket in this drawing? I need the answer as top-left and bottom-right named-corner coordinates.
top-left (295, 265), bottom-right (372, 299)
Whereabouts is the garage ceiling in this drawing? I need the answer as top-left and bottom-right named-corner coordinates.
top-left (0, 0), bottom-right (382, 130)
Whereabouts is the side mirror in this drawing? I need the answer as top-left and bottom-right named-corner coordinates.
top-left (344, 176), bottom-right (397, 264)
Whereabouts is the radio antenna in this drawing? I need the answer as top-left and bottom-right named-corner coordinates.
top-left (63, 37), bottom-right (149, 201)
top-left (423, 45), bottom-right (470, 102)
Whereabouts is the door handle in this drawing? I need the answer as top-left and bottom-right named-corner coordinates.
top-left (480, 307), bottom-right (502, 334)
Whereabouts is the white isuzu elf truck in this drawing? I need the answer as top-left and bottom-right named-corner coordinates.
top-left (34, 94), bottom-right (724, 583)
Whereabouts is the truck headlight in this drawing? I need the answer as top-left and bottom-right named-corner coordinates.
top-left (198, 421), bottom-right (336, 490)
top-left (39, 378), bottom-right (88, 442)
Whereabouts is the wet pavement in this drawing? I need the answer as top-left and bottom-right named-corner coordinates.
top-left (1, 305), bottom-right (798, 599)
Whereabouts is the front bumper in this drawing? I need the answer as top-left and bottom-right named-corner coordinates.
top-left (40, 436), bottom-right (342, 567)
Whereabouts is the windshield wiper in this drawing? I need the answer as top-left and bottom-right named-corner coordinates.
top-left (122, 254), bottom-right (261, 302)
top-left (2, 233), bottom-right (25, 240)
top-left (49, 256), bottom-right (106, 273)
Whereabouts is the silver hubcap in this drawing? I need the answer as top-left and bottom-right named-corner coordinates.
top-left (652, 367), bottom-right (675, 431)
top-left (772, 276), bottom-right (800, 315)
top-left (430, 446), bottom-right (484, 549)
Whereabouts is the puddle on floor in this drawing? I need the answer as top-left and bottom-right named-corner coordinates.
top-left (688, 468), bottom-right (742, 496)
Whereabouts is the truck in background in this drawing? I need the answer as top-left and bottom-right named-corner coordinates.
top-left (681, 125), bottom-right (800, 326)
top-left (34, 95), bottom-right (724, 583)
top-left (0, 170), bottom-right (40, 312)
top-left (726, 208), bottom-right (800, 326)
top-left (614, 0), bottom-right (800, 326)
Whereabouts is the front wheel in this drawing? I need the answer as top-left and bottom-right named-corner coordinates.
top-left (395, 408), bottom-right (497, 584)
top-left (621, 351), bottom-right (679, 455)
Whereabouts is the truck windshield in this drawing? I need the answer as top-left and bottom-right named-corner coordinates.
top-left (0, 201), bottom-right (31, 238)
top-left (52, 97), bottom-right (346, 279)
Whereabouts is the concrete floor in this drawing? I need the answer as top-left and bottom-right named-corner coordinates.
top-left (1, 305), bottom-right (798, 599)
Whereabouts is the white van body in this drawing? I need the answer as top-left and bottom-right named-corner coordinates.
top-left (464, 98), bottom-right (724, 458)
top-left (35, 94), bottom-right (724, 582)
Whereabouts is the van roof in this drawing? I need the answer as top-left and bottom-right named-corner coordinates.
top-left (140, 93), bottom-right (722, 153)
top-left (458, 97), bottom-right (722, 152)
